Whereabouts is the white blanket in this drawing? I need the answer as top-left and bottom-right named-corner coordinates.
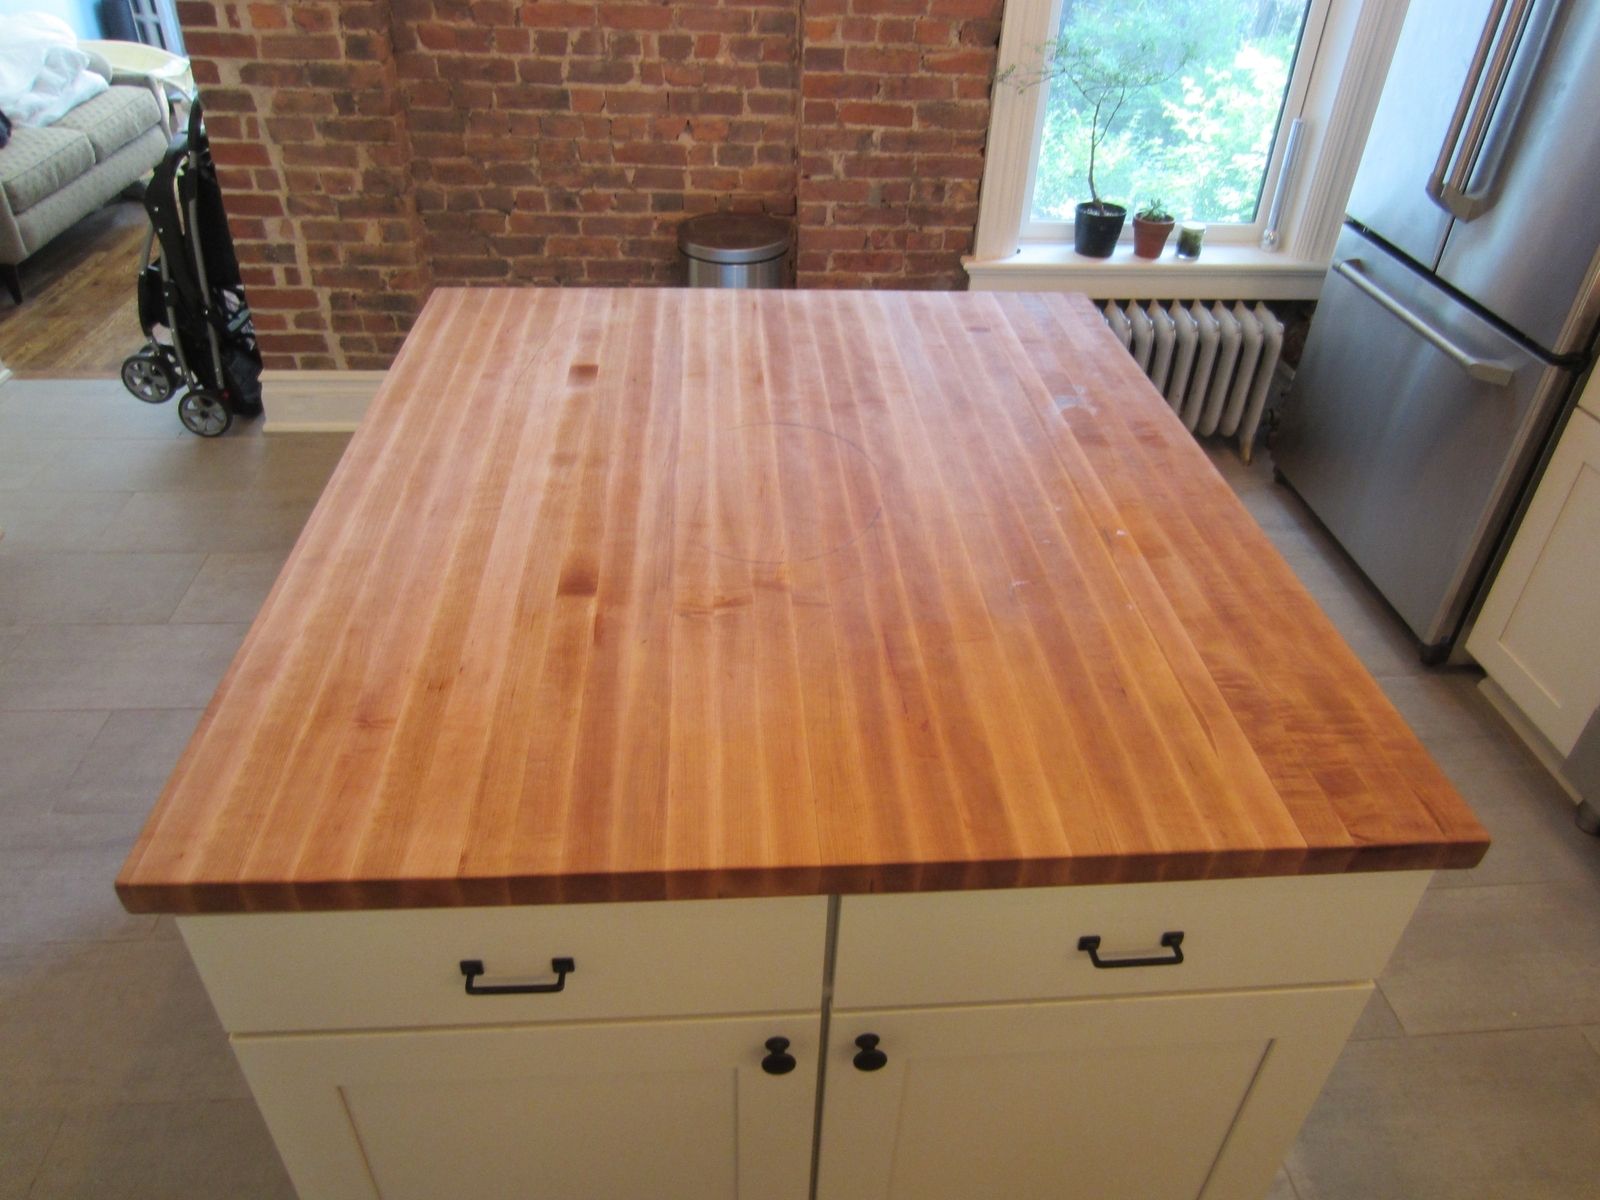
top-left (0, 13), bottom-right (109, 128)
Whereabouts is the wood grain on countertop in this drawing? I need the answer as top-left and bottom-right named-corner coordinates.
top-left (116, 289), bottom-right (1488, 913)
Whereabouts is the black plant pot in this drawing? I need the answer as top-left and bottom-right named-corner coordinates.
top-left (1074, 202), bottom-right (1127, 258)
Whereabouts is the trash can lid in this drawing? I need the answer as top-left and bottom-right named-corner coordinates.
top-left (677, 213), bottom-right (791, 264)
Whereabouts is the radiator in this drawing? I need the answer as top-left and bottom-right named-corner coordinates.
top-left (1102, 300), bottom-right (1285, 463)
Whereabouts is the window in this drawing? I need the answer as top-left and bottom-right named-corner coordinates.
top-left (1027, 0), bottom-right (1318, 239)
top-left (968, 0), bottom-right (1412, 298)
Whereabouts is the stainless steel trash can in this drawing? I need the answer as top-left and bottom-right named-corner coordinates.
top-left (678, 213), bottom-right (791, 288)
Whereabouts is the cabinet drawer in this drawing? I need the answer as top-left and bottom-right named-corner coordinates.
top-left (180, 895), bottom-right (828, 1033)
top-left (832, 872), bottom-right (1429, 1009)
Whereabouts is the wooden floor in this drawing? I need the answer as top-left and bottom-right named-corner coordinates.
top-left (0, 201), bottom-right (150, 378)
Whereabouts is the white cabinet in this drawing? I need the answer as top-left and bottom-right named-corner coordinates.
top-left (181, 895), bottom-right (830, 1200)
top-left (817, 987), bottom-right (1368, 1200)
top-left (1468, 401), bottom-right (1600, 753)
top-left (180, 875), bottom-right (1430, 1200)
top-left (233, 1014), bottom-right (821, 1200)
top-left (815, 873), bottom-right (1427, 1200)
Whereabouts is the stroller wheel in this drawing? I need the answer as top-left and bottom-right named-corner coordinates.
top-left (121, 353), bottom-right (175, 404)
top-left (178, 390), bottom-right (232, 438)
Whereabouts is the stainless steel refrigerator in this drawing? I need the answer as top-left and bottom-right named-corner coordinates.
top-left (1275, 0), bottom-right (1600, 662)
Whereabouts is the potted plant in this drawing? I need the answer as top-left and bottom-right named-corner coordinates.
top-left (1004, 6), bottom-right (1193, 259)
top-left (1132, 200), bottom-right (1175, 258)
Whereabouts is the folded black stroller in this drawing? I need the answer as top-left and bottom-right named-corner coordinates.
top-left (120, 98), bottom-right (263, 437)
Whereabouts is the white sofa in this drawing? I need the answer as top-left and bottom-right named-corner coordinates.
top-left (0, 57), bottom-right (168, 304)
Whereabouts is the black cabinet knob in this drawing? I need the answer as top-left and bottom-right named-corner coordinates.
top-left (761, 1036), bottom-right (797, 1075)
top-left (852, 1033), bottom-right (888, 1072)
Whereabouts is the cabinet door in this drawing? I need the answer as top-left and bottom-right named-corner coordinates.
top-left (1468, 406), bottom-right (1600, 753)
top-left (816, 985), bottom-right (1369, 1200)
top-left (233, 1013), bottom-right (820, 1200)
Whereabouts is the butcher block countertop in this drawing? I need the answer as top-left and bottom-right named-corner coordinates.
top-left (116, 288), bottom-right (1487, 914)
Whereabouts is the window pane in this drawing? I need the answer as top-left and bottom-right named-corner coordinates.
top-left (1029, 0), bottom-right (1312, 226)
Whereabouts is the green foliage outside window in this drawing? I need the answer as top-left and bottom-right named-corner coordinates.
top-left (1028, 0), bottom-right (1311, 226)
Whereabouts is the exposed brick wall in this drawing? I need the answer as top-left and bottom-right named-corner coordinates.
top-left (181, 1), bottom-right (431, 369)
top-left (177, 0), bottom-right (1003, 368)
top-left (394, 0), bottom-right (799, 288)
top-left (797, 0), bottom-right (1001, 288)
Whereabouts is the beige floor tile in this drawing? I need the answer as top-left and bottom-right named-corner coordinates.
top-left (0, 842), bottom-right (156, 945)
top-left (249, 431), bottom-right (352, 498)
top-left (52, 708), bottom-right (202, 816)
top-left (0, 710), bottom-right (107, 804)
top-left (1428, 764), bottom-right (1600, 891)
top-left (1234, 474), bottom-right (1316, 534)
top-left (0, 1106), bottom-right (64, 1200)
top-left (94, 491), bottom-right (323, 553)
top-left (26, 1100), bottom-right (294, 1200)
top-left (0, 382), bottom-right (185, 441)
top-left (0, 804), bottom-right (146, 855)
top-left (0, 622), bottom-right (248, 710)
top-left (0, 939), bottom-right (251, 1107)
top-left (1286, 1028), bottom-right (1600, 1200)
top-left (1379, 879), bottom-right (1600, 1035)
top-left (169, 551), bottom-right (291, 624)
top-left (1377, 670), bottom-right (1520, 746)
top-left (32, 436), bottom-right (271, 494)
top-left (1267, 1167), bottom-right (1300, 1200)
top-left (1584, 1027), bottom-right (1600, 1058)
top-left (1349, 985), bottom-right (1403, 1041)
top-left (1420, 728), bottom-right (1547, 782)
top-left (0, 490), bottom-right (131, 551)
top-left (0, 551), bottom-right (204, 626)
top-left (0, 437), bottom-right (66, 493)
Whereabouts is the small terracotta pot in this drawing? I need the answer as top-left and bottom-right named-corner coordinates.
top-left (1132, 216), bottom-right (1175, 259)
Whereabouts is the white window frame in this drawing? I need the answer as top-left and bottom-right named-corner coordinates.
top-left (966, 0), bottom-right (1415, 300)
top-left (1020, 0), bottom-right (1333, 247)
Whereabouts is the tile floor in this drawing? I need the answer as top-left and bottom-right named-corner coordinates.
top-left (1, 378), bottom-right (1598, 1198)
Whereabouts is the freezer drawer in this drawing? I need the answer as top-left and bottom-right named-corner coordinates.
top-left (1275, 227), bottom-right (1572, 654)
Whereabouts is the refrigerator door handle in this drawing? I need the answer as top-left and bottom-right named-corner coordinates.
top-left (1333, 260), bottom-right (1516, 386)
top-left (1426, 0), bottom-right (1538, 221)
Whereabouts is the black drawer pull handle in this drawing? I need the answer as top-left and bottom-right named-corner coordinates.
top-left (1077, 932), bottom-right (1185, 969)
top-left (852, 1033), bottom-right (888, 1072)
top-left (459, 957), bottom-right (575, 996)
top-left (761, 1037), bottom-right (798, 1075)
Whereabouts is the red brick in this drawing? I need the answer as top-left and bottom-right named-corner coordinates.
top-left (258, 34), bottom-right (342, 59)
top-left (838, 101), bottom-right (913, 128)
top-left (598, 3), bottom-right (673, 30)
top-left (844, 47), bottom-right (920, 74)
top-left (520, 2), bottom-right (597, 28)
top-left (186, 31), bottom-right (258, 57)
top-left (177, 1), bottom-right (219, 28)
top-left (924, 49), bottom-right (993, 75)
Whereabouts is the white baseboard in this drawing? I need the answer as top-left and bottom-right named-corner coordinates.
top-left (262, 370), bottom-right (384, 433)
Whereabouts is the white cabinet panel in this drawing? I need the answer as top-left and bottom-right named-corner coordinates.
top-left (834, 872), bottom-right (1428, 1009)
top-left (234, 1013), bottom-right (821, 1200)
top-left (1469, 406), bottom-right (1600, 753)
top-left (816, 986), bottom-right (1369, 1200)
top-left (180, 894), bottom-right (828, 1032)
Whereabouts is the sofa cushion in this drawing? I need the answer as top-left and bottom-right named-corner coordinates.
top-left (0, 125), bottom-right (95, 214)
top-left (52, 84), bottom-right (162, 163)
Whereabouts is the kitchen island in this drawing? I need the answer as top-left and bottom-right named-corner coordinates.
top-left (118, 289), bottom-right (1487, 1200)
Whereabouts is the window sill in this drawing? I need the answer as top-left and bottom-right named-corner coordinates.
top-left (962, 242), bottom-right (1330, 301)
